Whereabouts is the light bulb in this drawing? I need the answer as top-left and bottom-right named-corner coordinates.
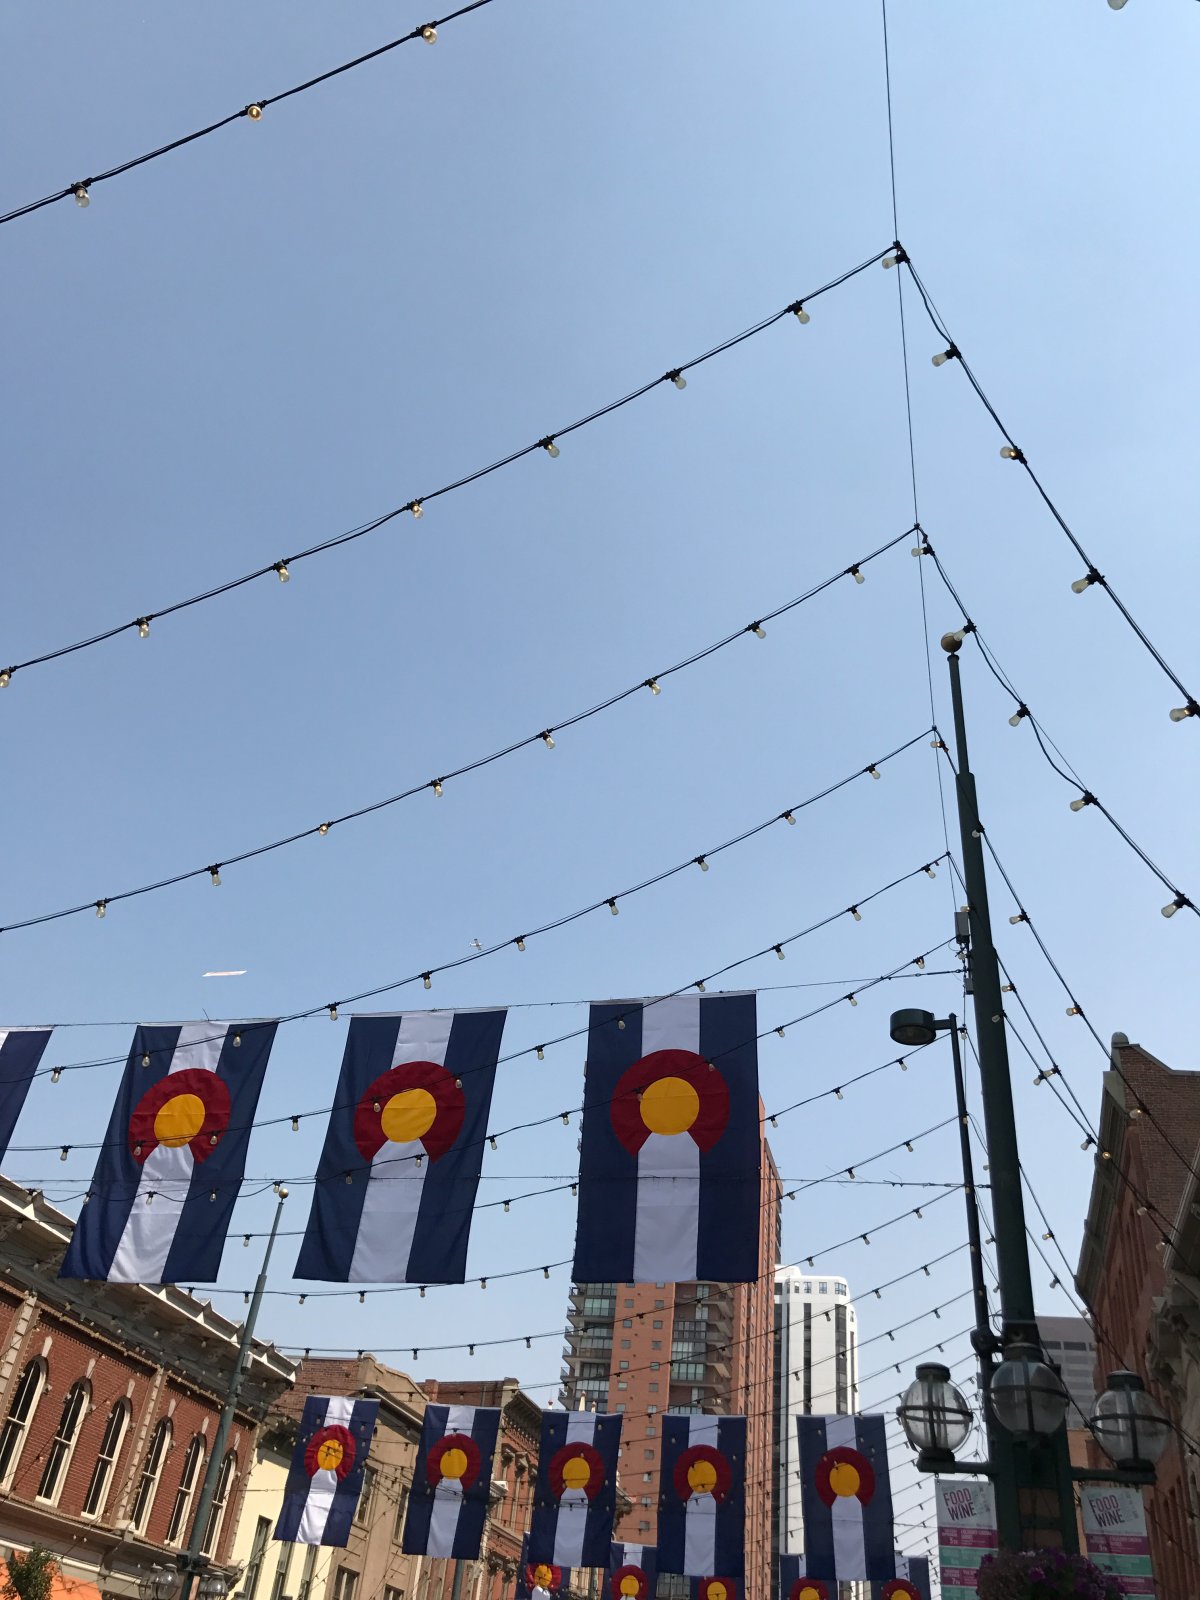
top-left (489, 1135), bottom-right (498, 1152)
top-left (775, 1026), bottom-right (785, 1038)
top-left (905, 1140), bottom-right (914, 1152)
top-left (912, 541), bottom-right (932, 557)
top-left (669, 371), bottom-right (687, 390)
top-left (232, 1032), bottom-right (241, 1048)
top-left (846, 1166), bottom-right (855, 1180)
top-left (525, 1336), bottom-right (532, 1349)
top-left (95, 899), bottom-right (107, 919)
top-left (1000, 445), bottom-right (1020, 460)
top-left (137, 618), bottom-right (151, 639)
top-left (433, 779), bottom-right (444, 797)
top-left (536, 1045), bottom-right (545, 1060)
top-left (0, 670), bottom-right (10, 688)
top-left (1169, 703), bottom-right (1196, 722)
top-left (319, 822), bottom-right (330, 835)
top-left (774, 944), bottom-right (785, 960)
top-left (359, 1291), bottom-right (366, 1304)
top-left (421, 24), bottom-right (437, 42)
top-left (423, 972), bottom-right (432, 989)
top-left (1162, 896), bottom-right (1187, 918)
top-left (867, 764), bottom-right (880, 779)
top-left (1108, 0), bottom-right (1128, 9)
top-left (542, 438), bottom-right (560, 458)
top-left (60, 1146), bottom-right (69, 1162)
top-left (835, 1087), bottom-right (844, 1099)
top-left (792, 304), bottom-right (810, 324)
top-left (247, 104), bottom-right (263, 120)
top-left (275, 561), bottom-right (289, 582)
top-left (849, 906), bottom-right (862, 922)
top-left (646, 677), bottom-right (661, 694)
top-left (541, 730), bottom-right (555, 749)
top-left (1009, 911), bottom-right (1027, 925)
top-left (783, 810), bottom-right (796, 825)
top-left (209, 866), bottom-right (221, 887)
top-left (1069, 793), bottom-right (1094, 812)
top-left (1009, 706), bottom-right (1029, 727)
top-left (1066, 1005), bottom-right (1081, 1017)
top-left (769, 1115), bottom-right (778, 1128)
top-left (695, 979), bottom-right (706, 992)
top-left (847, 994), bottom-right (857, 1007)
top-left (882, 253), bottom-right (901, 269)
top-left (561, 1111), bottom-right (570, 1125)
top-left (515, 936), bottom-right (526, 952)
top-left (862, 1233), bottom-right (871, 1245)
top-left (932, 348), bottom-right (955, 367)
top-left (696, 855), bottom-right (709, 871)
top-left (849, 565), bottom-right (865, 584)
top-left (899, 1058), bottom-right (908, 1071)
top-left (751, 621), bottom-right (766, 639)
top-left (410, 500), bottom-right (424, 518)
top-left (73, 184), bottom-right (90, 207)
top-left (924, 863), bottom-right (937, 878)
top-left (328, 1003), bottom-right (338, 1021)
top-left (607, 898), bottom-right (619, 916)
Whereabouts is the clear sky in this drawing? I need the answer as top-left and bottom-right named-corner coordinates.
top-left (2, 0), bottom-right (1197, 1564)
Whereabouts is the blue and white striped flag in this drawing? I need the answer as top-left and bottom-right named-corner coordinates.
top-left (61, 1021), bottom-right (275, 1283)
top-left (517, 1534), bottom-right (568, 1600)
top-left (528, 1409), bottom-right (622, 1568)
top-left (574, 993), bottom-right (760, 1283)
top-left (657, 1413), bottom-right (747, 1577)
top-left (0, 1028), bottom-right (53, 1166)
top-left (796, 1414), bottom-right (895, 1582)
top-left (608, 1543), bottom-right (656, 1600)
top-left (296, 1010), bottom-right (506, 1283)
top-left (403, 1403), bottom-right (500, 1558)
top-left (871, 1554), bottom-right (932, 1600)
top-left (275, 1395), bottom-right (380, 1545)
top-left (778, 1554), bottom-right (832, 1600)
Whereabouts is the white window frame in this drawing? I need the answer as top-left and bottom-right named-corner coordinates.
top-left (37, 1377), bottom-right (91, 1505)
top-left (83, 1398), bottom-right (132, 1519)
top-left (166, 1435), bottom-right (206, 1545)
top-left (131, 1417), bottom-right (173, 1534)
top-left (0, 1358), bottom-right (48, 1491)
top-left (200, 1449), bottom-right (238, 1557)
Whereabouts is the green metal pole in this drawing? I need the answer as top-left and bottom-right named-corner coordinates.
top-left (178, 1186), bottom-right (289, 1600)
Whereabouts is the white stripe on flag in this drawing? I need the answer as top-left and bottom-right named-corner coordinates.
top-left (634, 996), bottom-right (701, 1282)
top-left (297, 1396), bottom-right (356, 1543)
top-left (824, 1415), bottom-right (866, 1579)
top-left (425, 1404), bottom-right (478, 1557)
top-left (552, 1412), bottom-right (596, 1566)
top-left (109, 1022), bottom-right (226, 1283)
top-left (349, 1011), bottom-right (454, 1281)
top-left (684, 1415), bottom-right (719, 1575)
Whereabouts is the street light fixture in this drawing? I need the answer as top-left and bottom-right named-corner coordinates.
top-left (140, 1571), bottom-right (180, 1600)
top-left (897, 1362), bottom-right (974, 1465)
top-left (989, 1343), bottom-right (1071, 1439)
top-left (889, 1009), bottom-right (941, 1049)
top-left (197, 1576), bottom-right (230, 1600)
top-left (1090, 1371), bottom-right (1172, 1470)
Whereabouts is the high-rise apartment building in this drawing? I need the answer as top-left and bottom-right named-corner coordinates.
top-left (772, 1268), bottom-right (860, 1563)
top-left (560, 1135), bottom-right (781, 1599)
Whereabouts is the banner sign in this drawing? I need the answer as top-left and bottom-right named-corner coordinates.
top-left (936, 1480), bottom-right (998, 1600)
top-left (1080, 1484), bottom-right (1155, 1597)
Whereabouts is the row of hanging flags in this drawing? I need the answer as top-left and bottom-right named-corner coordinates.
top-left (272, 1397), bottom-right (919, 1595)
top-left (2, 995), bottom-right (764, 1286)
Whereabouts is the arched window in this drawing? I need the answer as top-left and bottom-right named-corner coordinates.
top-left (83, 1398), bottom-right (132, 1518)
top-left (0, 1359), bottom-right (47, 1490)
top-left (199, 1449), bottom-right (237, 1557)
top-left (37, 1378), bottom-right (91, 1504)
top-left (165, 1434), bottom-right (205, 1545)
top-left (130, 1417), bottom-right (172, 1534)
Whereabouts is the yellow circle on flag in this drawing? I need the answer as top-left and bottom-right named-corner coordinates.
top-left (640, 1075), bottom-right (700, 1136)
top-left (381, 1088), bottom-right (438, 1143)
top-left (687, 1458), bottom-right (718, 1495)
top-left (618, 1579), bottom-right (640, 1597)
top-left (798, 1588), bottom-right (822, 1600)
top-left (707, 1584), bottom-right (727, 1600)
top-left (315, 1437), bottom-right (345, 1471)
top-left (562, 1454), bottom-right (591, 1490)
top-left (439, 1446), bottom-right (469, 1480)
top-left (828, 1460), bottom-right (862, 1497)
top-left (153, 1093), bottom-right (207, 1147)
top-left (533, 1568), bottom-right (554, 1589)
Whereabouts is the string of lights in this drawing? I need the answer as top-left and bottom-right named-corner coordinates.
top-left (0, 542), bottom-right (916, 935)
top-left (0, 249), bottom-right (891, 691)
top-left (0, 0), bottom-right (503, 226)
top-left (25, 829), bottom-right (948, 1085)
top-left (924, 535), bottom-right (1197, 917)
top-left (904, 255), bottom-right (1199, 724)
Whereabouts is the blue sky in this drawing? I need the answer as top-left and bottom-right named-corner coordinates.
top-left (2, 0), bottom-right (1197, 1557)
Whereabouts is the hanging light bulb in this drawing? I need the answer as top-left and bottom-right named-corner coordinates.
top-left (328, 1003), bottom-right (338, 1021)
top-left (541, 438), bottom-right (560, 458)
top-left (774, 944), bottom-right (785, 960)
top-left (318, 821), bottom-right (330, 836)
top-left (515, 937), bottom-right (526, 952)
top-left (775, 1026), bottom-right (785, 1038)
top-left (1161, 896), bottom-right (1189, 919)
top-left (525, 1336), bottom-right (532, 1349)
top-left (421, 24), bottom-right (437, 42)
top-left (137, 618), bottom-right (151, 639)
top-left (924, 862), bottom-right (937, 878)
top-left (480, 1277), bottom-right (488, 1290)
top-left (846, 1166), bottom-right (856, 1180)
top-left (544, 1265), bottom-right (551, 1278)
top-left (1066, 1005), bottom-right (1081, 1017)
top-left (410, 500), bottom-right (424, 519)
top-left (359, 1291), bottom-right (366, 1304)
top-left (423, 973), bottom-right (432, 990)
top-left (846, 994), bottom-right (858, 1007)
top-left (607, 898), bottom-right (619, 916)
top-left (695, 855), bottom-right (709, 872)
top-left (898, 1058), bottom-right (908, 1071)
top-left (848, 565), bottom-right (865, 584)
top-left (882, 252), bottom-right (902, 269)
top-left (536, 1045), bottom-right (545, 1061)
top-left (274, 561), bottom-right (290, 582)
top-left (96, 899), bottom-right (107, 919)
top-left (541, 730), bottom-right (555, 749)
top-left (209, 865), bottom-right (222, 887)
top-left (232, 1032), bottom-right (242, 1048)
top-left (866, 764), bottom-right (881, 779)
top-left (1009, 910), bottom-right (1028, 925)
top-left (0, 669), bottom-right (10, 688)
top-left (667, 369), bottom-right (687, 390)
top-left (1169, 703), bottom-right (1197, 722)
top-left (782, 810), bottom-right (796, 825)
top-left (73, 183), bottom-right (91, 207)
top-left (561, 1111), bottom-right (570, 1126)
top-left (489, 1136), bottom-right (498, 1151)
top-left (1000, 444), bottom-right (1021, 461)
top-left (695, 979), bottom-right (706, 993)
top-left (931, 346), bottom-right (958, 367)
top-left (246, 103), bottom-right (264, 120)
top-left (290, 1116), bottom-right (300, 1132)
top-left (646, 677), bottom-right (661, 695)
top-left (834, 1087), bottom-right (844, 1100)
top-left (1071, 569), bottom-right (1102, 594)
top-left (60, 1146), bottom-right (69, 1162)
top-left (750, 621), bottom-right (766, 639)
top-left (849, 905), bottom-right (862, 922)
top-left (1069, 792), bottom-right (1096, 813)
top-left (432, 778), bottom-right (444, 797)
top-left (791, 303), bottom-right (810, 325)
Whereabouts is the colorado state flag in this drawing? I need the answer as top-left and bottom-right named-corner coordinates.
top-left (275, 1395), bottom-right (380, 1545)
top-left (61, 1021), bottom-right (275, 1283)
top-left (517, 1534), bottom-right (568, 1600)
top-left (690, 1580), bottom-right (740, 1600)
top-left (573, 993), bottom-right (760, 1283)
top-left (871, 1555), bottom-right (932, 1600)
top-left (296, 1010), bottom-right (506, 1283)
top-left (796, 1414), bottom-right (895, 1582)
top-left (658, 1414), bottom-right (747, 1577)
top-left (528, 1409), bottom-right (622, 1568)
top-left (608, 1542), bottom-right (656, 1600)
top-left (403, 1402), bottom-right (500, 1558)
top-left (0, 1028), bottom-right (53, 1165)
top-left (777, 1557), bottom-right (831, 1600)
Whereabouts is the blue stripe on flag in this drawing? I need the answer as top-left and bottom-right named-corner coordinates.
top-left (777, 1553), bottom-right (800, 1600)
top-left (657, 1414), bottom-right (747, 1576)
top-left (60, 1021), bottom-right (275, 1283)
top-left (573, 994), bottom-right (759, 1283)
top-left (796, 1414), bottom-right (896, 1582)
top-left (0, 1029), bottom-right (52, 1165)
top-left (274, 1395), bottom-right (380, 1545)
top-left (796, 1417), bottom-right (833, 1578)
top-left (528, 1410), bottom-right (622, 1568)
top-left (295, 1010), bottom-right (505, 1283)
top-left (403, 1403), bottom-right (501, 1557)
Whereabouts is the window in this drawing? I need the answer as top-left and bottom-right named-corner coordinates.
top-left (131, 1418), bottom-right (173, 1534)
top-left (269, 1542), bottom-right (294, 1600)
top-left (623, 1299), bottom-right (634, 1308)
top-left (333, 1569), bottom-right (359, 1600)
top-left (642, 1472), bottom-right (652, 1483)
top-left (650, 1362), bottom-right (660, 1371)
top-left (648, 1384), bottom-right (659, 1394)
top-left (83, 1399), bottom-right (132, 1518)
top-left (384, 1589), bottom-right (404, 1600)
top-left (620, 1340), bottom-right (631, 1350)
top-left (640, 1496), bottom-right (652, 1506)
top-left (617, 1381), bottom-right (628, 1390)
top-left (166, 1435), bottom-right (205, 1545)
top-left (835, 1283), bottom-right (847, 1296)
top-left (654, 1300), bottom-right (664, 1310)
top-left (297, 1549), bottom-right (319, 1600)
top-left (200, 1449), bottom-right (238, 1556)
top-left (37, 1379), bottom-right (91, 1504)
top-left (0, 1359), bottom-right (47, 1489)
top-left (243, 1517), bottom-right (273, 1600)
top-left (803, 1280), bottom-right (812, 1293)
top-left (615, 1404), bottom-right (625, 1413)
top-left (356, 1465), bottom-right (377, 1524)
top-left (819, 1282), bottom-right (828, 1294)
top-left (392, 1486), bottom-right (409, 1544)
top-left (651, 1341), bottom-right (662, 1351)
top-left (652, 1321), bottom-right (663, 1330)
top-left (622, 1319), bottom-right (632, 1328)
top-left (644, 1449), bottom-right (655, 1460)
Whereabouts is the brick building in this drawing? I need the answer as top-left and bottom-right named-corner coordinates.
top-left (0, 1174), bottom-right (293, 1598)
top-left (1075, 1033), bottom-right (1200, 1598)
top-left (560, 1133), bottom-right (782, 1600)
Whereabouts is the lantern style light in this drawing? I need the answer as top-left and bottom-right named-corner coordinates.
top-left (989, 1342), bottom-right (1070, 1437)
top-left (1090, 1370), bottom-right (1171, 1469)
top-left (198, 1577), bottom-right (230, 1600)
top-left (889, 1009), bottom-right (941, 1048)
top-left (897, 1362), bottom-right (973, 1462)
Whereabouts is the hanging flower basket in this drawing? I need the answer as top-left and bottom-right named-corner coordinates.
top-left (976, 1549), bottom-right (1125, 1600)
